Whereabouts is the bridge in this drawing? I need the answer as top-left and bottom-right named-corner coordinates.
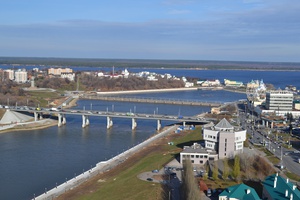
top-left (10, 107), bottom-right (210, 131)
top-left (80, 95), bottom-right (222, 107)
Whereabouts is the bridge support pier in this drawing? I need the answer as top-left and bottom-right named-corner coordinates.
top-left (132, 118), bottom-right (137, 130)
top-left (82, 115), bottom-right (89, 128)
top-left (107, 116), bottom-right (113, 129)
top-left (58, 114), bottom-right (62, 127)
top-left (157, 119), bottom-right (161, 131)
top-left (62, 114), bottom-right (66, 125)
top-left (34, 112), bottom-right (38, 121)
top-left (183, 121), bottom-right (186, 127)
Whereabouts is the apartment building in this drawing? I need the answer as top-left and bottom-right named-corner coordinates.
top-left (14, 69), bottom-right (28, 83)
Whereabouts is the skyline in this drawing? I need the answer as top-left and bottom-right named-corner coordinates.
top-left (1, 0), bottom-right (300, 62)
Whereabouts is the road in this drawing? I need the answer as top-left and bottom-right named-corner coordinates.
top-left (239, 108), bottom-right (300, 176)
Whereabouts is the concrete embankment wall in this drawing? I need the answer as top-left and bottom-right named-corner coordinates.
top-left (34, 125), bottom-right (177, 200)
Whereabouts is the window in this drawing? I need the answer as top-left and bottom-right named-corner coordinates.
top-left (204, 155), bottom-right (208, 158)
top-left (200, 155), bottom-right (203, 158)
top-left (196, 155), bottom-right (199, 158)
top-left (191, 155), bottom-right (194, 158)
top-left (191, 160), bottom-right (194, 163)
top-left (200, 160), bottom-right (203, 164)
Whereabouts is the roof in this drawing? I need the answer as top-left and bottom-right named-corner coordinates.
top-left (215, 118), bottom-right (234, 130)
top-left (262, 174), bottom-right (300, 200)
top-left (0, 109), bottom-right (33, 124)
top-left (219, 183), bottom-right (260, 200)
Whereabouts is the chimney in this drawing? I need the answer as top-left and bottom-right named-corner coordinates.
top-left (290, 193), bottom-right (293, 200)
top-left (287, 178), bottom-right (289, 183)
top-left (274, 177), bottom-right (277, 188)
top-left (285, 190), bottom-right (289, 197)
top-left (246, 189), bottom-right (251, 194)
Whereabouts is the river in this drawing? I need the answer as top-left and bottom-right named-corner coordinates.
top-left (0, 68), bottom-right (298, 199)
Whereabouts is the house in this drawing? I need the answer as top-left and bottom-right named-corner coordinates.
top-left (262, 173), bottom-right (300, 200)
top-left (219, 183), bottom-right (260, 200)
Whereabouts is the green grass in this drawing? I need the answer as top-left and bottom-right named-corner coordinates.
top-left (75, 127), bottom-right (202, 200)
top-left (27, 91), bottom-right (62, 107)
top-left (267, 156), bottom-right (280, 165)
top-left (285, 171), bottom-right (300, 182)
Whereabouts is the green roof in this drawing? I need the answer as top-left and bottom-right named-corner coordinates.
top-left (262, 174), bottom-right (300, 200)
top-left (219, 183), bottom-right (260, 200)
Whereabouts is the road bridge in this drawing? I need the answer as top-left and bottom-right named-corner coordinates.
top-left (80, 95), bottom-right (222, 107)
top-left (10, 107), bottom-right (210, 131)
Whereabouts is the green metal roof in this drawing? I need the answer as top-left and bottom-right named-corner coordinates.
top-left (262, 174), bottom-right (300, 200)
top-left (219, 183), bottom-right (260, 200)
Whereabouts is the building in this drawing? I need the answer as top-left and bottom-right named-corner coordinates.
top-left (224, 79), bottom-right (243, 87)
top-left (14, 69), bottom-right (28, 83)
top-left (48, 67), bottom-right (73, 76)
top-left (61, 72), bottom-right (75, 81)
top-left (203, 118), bottom-right (246, 159)
top-left (219, 183), bottom-right (260, 200)
top-left (4, 69), bottom-right (14, 80)
top-left (262, 173), bottom-right (300, 200)
top-left (180, 143), bottom-right (218, 165)
top-left (265, 90), bottom-right (293, 111)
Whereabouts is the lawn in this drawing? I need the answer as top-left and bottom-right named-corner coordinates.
top-left (57, 127), bottom-right (202, 200)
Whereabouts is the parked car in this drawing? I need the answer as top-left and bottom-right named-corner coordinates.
top-left (152, 169), bottom-right (159, 173)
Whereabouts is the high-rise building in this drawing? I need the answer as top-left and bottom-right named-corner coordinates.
top-left (14, 69), bottom-right (28, 83)
top-left (265, 90), bottom-right (293, 111)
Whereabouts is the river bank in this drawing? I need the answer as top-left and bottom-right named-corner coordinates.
top-left (35, 125), bottom-right (178, 200)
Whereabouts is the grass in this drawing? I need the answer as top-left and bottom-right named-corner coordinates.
top-left (266, 156), bottom-right (280, 165)
top-left (285, 171), bottom-right (300, 182)
top-left (27, 90), bottom-right (63, 107)
top-left (62, 126), bottom-right (202, 200)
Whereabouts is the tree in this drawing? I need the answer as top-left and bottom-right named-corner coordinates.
top-left (232, 155), bottom-right (240, 181)
top-left (222, 158), bottom-right (229, 180)
top-left (181, 159), bottom-right (202, 200)
top-left (212, 162), bottom-right (218, 180)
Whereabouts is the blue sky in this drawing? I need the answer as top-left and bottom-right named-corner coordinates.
top-left (0, 0), bottom-right (299, 62)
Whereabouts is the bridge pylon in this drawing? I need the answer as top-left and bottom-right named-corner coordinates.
top-left (157, 119), bottom-right (161, 131)
top-left (107, 116), bottom-right (113, 129)
top-left (132, 118), bottom-right (137, 130)
top-left (82, 115), bottom-right (89, 128)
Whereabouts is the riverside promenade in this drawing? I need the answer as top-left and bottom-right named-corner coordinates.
top-left (34, 125), bottom-right (177, 200)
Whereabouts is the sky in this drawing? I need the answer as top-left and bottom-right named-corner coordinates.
top-left (0, 0), bottom-right (299, 62)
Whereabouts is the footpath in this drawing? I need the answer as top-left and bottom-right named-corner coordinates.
top-left (34, 125), bottom-right (177, 200)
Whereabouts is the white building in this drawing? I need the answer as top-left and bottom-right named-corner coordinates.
top-left (4, 69), bottom-right (14, 80)
top-left (265, 90), bottom-right (293, 111)
top-left (203, 118), bottom-right (246, 159)
top-left (180, 143), bottom-right (218, 165)
top-left (14, 69), bottom-right (28, 83)
top-left (61, 73), bottom-right (75, 81)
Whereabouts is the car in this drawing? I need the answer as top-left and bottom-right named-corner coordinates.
top-left (207, 189), bottom-right (212, 197)
top-left (294, 150), bottom-right (300, 153)
top-left (146, 178), bottom-right (153, 181)
top-left (152, 169), bottom-right (159, 173)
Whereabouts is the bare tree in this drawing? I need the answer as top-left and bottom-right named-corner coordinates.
top-left (181, 159), bottom-right (202, 200)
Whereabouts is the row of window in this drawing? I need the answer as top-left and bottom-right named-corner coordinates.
top-left (183, 154), bottom-right (208, 159)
